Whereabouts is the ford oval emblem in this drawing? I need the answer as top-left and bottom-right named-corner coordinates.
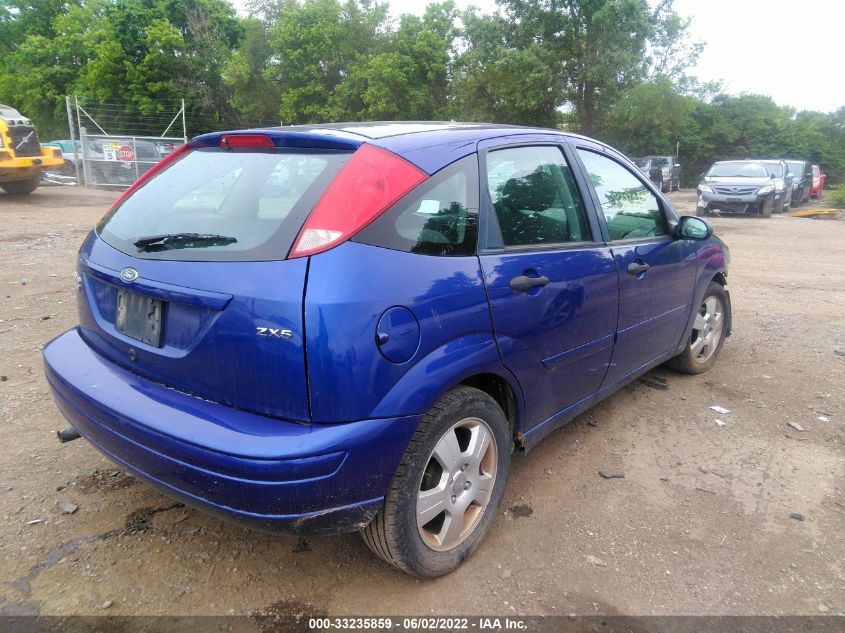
top-left (120, 267), bottom-right (139, 282)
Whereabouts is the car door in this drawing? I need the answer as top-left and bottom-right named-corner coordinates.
top-left (572, 145), bottom-right (697, 386)
top-left (478, 139), bottom-right (619, 429)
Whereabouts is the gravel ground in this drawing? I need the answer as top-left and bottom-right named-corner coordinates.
top-left (0, 186), bottom-right (843, 617)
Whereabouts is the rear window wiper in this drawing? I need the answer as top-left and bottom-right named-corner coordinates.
top-left (134, 233), bottom-right (238, 252)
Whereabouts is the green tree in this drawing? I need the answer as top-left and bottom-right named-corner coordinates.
top-left (599, 78), bottom-right (696, 155)
top-left (266, 0), bottom-right (389, 124)
top-left (338, 3), bottom-right (457, 120)
top-left (224, 18), bottom-right (281, 125)
top-left (451, 11), bottom-right (559, 126)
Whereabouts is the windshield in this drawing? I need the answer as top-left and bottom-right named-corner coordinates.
top-left (656, 157), bottom-right (673, 167)
top-left (763, 162), bottom-right (783, 177)
top-left (634, 159), bottom-right (652, 169)
top-left (98, 147), bottom-right (352, 261)
top-left (707, 162), bottom-right (768, 178)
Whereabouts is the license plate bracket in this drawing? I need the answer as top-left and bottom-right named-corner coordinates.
top-left (115, 289), bottom-right (163, 347)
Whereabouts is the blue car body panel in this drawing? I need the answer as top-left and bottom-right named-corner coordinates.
top-left (602, 238), bottom-right (697, 385)
top-left (45, 328), bottom-right (419, 532)
top-left (42, 122), bottom-right (731, 534)
top-left (304, 241), bottom-right (494, 423)
top-left (480, 247), bottom-right (619, 429)
top-left (77, 233), bottom-right (312, 421)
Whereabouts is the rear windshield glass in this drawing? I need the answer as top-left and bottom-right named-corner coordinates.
top-left (707, 162), bottom-right (767, 178)
top-left (97, 147), bottom-right (351, 261)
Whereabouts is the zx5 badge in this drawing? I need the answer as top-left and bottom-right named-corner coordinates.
top-left (256, 327), bottom-right (293, 339)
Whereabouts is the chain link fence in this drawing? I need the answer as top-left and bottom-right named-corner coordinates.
top-left (79, 129), bottom-right (185, 188)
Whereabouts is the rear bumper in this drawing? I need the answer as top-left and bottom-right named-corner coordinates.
top-left (43, 328), bottom-right (421, 534)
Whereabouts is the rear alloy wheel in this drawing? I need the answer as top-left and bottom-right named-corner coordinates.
top-left (361, 386), bottom-right (510, 577)
top-left (666, 282), bottom-right (728, 374)
top-left (1, 175), bottom-right (40, 195)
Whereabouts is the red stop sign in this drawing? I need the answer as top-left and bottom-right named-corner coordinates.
top-left (117, 145), bottom-right (136, 162)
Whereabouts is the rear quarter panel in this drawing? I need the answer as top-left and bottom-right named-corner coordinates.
top-left (304, 242), bottom-right (498, 423)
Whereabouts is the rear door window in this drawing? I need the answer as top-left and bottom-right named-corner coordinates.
top-left (98, 148), bottom-right (351, 261)
top-left (485, 145), bottom-right (592, 247)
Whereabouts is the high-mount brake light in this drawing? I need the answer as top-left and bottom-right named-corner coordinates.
top-left (220, 134), bottom-right (275, 148)
top-left (107, 143), bottom-right (191, 211)
top-left (289, 144), bottom-right (427, 258)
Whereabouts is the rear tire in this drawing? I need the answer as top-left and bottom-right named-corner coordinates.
top-left (361, 386), bottom-right (511, 577)
top-left (666, 281), bottom-right (728, 375)
top-left (1, 175), bottom-right (40, 195)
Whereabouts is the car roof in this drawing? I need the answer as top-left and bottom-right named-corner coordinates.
top-left (194, 121), bottom-right (603, 174)
top-left (269, 121), bottom-right (530, 140)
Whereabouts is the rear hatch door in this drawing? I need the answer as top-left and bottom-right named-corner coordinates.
top-left (78, 138), bottom-right (357, 421)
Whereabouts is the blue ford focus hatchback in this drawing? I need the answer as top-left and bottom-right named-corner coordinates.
top-left (44, 122), bottom-right (731, 577)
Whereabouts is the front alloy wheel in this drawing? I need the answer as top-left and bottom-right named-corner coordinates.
top-left (690, 295), bottom-right (724, 365)
top-left (666, 281), bottom-right (729, 375)
top-left (361, 386), bottom-right (510, 577)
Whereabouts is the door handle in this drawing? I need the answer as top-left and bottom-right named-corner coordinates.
top-left (627, 262), bottom-right (650, 275)
top-left (509, 275), bottom-right (550, 292)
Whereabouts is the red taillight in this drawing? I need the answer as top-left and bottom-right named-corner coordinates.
top-left (107, 143), bottom-right (191, 211)
top-left (289, 144), bottom-right (427, 258)
top-left (220, 134), bottom-right (274, 148)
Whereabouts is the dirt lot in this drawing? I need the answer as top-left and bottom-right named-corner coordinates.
top-left (1, 186), bottom-right (843, 617)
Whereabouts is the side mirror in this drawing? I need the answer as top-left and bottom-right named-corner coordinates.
top-left (771, 173), bottom-right (776, 179)
top-left (675, 216), bottom-right (712, 240)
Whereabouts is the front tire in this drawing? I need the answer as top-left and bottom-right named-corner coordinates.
top-left (361, 386), bottom-right (511, 577)
top-left (760, 196), bottom-right (772, 218)
top-left (1, 175), bottom-right (40, 195)
top-left (666, 281), bottom-right (728, 375)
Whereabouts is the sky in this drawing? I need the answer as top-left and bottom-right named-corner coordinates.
top-left (231, 0), bottom-right (845, 113)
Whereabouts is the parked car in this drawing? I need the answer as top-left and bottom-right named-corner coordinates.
top-left (697, 160), bottom-right (776, 217)
top-left (44, 122), bottom-right (731, 577)
top-left (785, 159), bottom-right (813, 206)
top-left (43, 139), bottom-right (81, 184)
top-left (759, 159), bottom-right (792, 213)
top-left (811, 164), bottom-right (826, 198)
top-left (633, 155), bottom-right (680, 192)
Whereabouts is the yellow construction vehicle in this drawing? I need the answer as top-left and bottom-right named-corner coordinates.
top-left (0, 104), bottom-right (64, 195)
